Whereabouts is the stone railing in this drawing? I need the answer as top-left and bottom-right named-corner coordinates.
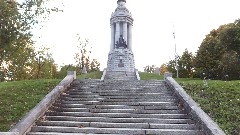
top-left (101, 68), bottom-right (107, 81)
top-left (135, 69), bottom-right (140, 80)
top-left (0, 71), bottom-right (76, 135)
top-left (164, 72), bottom-right (225, 135)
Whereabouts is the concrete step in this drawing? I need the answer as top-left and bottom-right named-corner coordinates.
top-left (53, 104), bottom-right (179, 110)
top-left (59, 97), bottom-right (177, 102)
top-left (57, 100), bottom-right (177, 106)
top-left (36, 121), bottom-right (198, 130)
top-left (45, 112), bottom-right (189, 119)
top-left (61, 94), bottom-right (174, 99)
top-left (49, 108), bottom-right (183, 114)
top-left (29, 126), bottom-right (203, 134)
top-left (28, 133), bottom-right (122, 135)
top-left (67, 91), bottom-right (172, 95)
top-left (30, 126), bottom-right (144, 134)
top-left (45, 116), bottom-right (194, 124)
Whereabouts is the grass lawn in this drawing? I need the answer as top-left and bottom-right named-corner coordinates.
top-left (176, 79), bottom-right (240, 135)
top-left (77, 71), bottom-right (103, 80)
top-left (139, 72), bottom-right (164, 80)
top-left (0, 79), bottom-right (61, 131)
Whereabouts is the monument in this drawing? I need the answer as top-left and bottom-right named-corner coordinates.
top-left (107, 0), bottom-right (135, 72)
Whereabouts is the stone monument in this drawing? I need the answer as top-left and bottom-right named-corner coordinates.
top-left (107, 0), bottom-right (135, 72)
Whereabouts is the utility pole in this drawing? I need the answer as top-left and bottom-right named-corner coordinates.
top-left (173, 25), bottom-right (179, 78)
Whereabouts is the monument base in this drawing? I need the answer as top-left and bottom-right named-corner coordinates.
top-left (107, 48), bottom-right (135, 72)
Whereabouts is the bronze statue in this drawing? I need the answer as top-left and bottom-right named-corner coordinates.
top-left (115, 35), bottom-right (127, 49)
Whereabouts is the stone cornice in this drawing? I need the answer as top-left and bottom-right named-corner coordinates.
top-left (110, 16), bottom-right (133, 25)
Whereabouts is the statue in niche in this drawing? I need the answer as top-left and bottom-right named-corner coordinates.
top-left (115, 35), bottom-right (127, 49)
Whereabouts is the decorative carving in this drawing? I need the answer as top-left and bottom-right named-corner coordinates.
top-left (111, 17), bottom-right (133, 25)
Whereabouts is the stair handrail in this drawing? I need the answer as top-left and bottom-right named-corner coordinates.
top-left (6, 71), bottom-right (76, 135)
top-left (164, 72), bottom-right (225, 135)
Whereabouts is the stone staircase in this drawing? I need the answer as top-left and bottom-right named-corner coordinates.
top-left (104, 71), bottom-right (137, 80)
top-left (26, 79), bottom-right (204, 135)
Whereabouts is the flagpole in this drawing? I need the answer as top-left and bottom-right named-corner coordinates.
top-left (173, 25), bottom-right (179, 78)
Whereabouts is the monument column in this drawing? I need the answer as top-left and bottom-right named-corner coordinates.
top-left (128, 24), bottom-right (132, 51)
top-left (115, 22), bottom-right (120, 45)
top-left (123, 22), bottom-right (128, 44)
top-left (111, 24), bottom-right (115, 51)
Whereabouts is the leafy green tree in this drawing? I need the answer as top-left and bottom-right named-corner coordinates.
top-left (0, 0), bottom-right (62, 81)
top-left (167, 49), bottom-right (194, 78)
top-left (194, 20), bottom-right (240, 80)
top-left (178, 49), bottom-right (194, 78)
top-left (220, 51), bottom-right (240, 80)
top-left (56, 65), bottom-right (79, 79)
top-left (194, 29), bottom-right (224, 79)
top-left (219, 24), bottom-right (240, 54)
top-left (38, 53), bottom-right (55, 79)
top-left (167, 56), bottom-right (180, 78)
top-left (0, 0), bottom-right (34, 80)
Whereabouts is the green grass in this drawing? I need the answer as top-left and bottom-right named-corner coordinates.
top-left (139, 72), bottom-right (164, 80)
top-left (77, 71), bottom-right (103, 79)
top-left (176, 79), bottom-right (240, 135)
top-left (0, 79), bottom-right (61, 131)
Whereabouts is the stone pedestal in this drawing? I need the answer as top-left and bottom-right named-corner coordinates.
top-left (107, 48), bottom-right (135, 72)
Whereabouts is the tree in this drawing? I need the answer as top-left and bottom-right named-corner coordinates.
top-left (220, 51), bottom-right (240, 80)
top-left (144, 65), bottom-right (156, 73)
top-left (57, 65), bottom-right (79, 79)
top-left (0, 0), bottom-right (33, 79)
top-left (90, 59), bottom-right (100, 72)
top-left (166, 49), bottom-right (194, 78)
top-left (0, 0), bottom-right (62, 81)
top-left (194, 20), bottom-right (240, 80)
top-left (219, 24), bottom-right (240, 54)
top-left (74, 35), bottom-right (100, 74)
top-left (167, 56), bottom-right (180, 78)
top-left (160, 63), bottom-right (168, 75)
top-left (194, 29), bottom-right (223, 79)
top-left (31, 48), bottom-right (57, 79)
top-left (178, 49), bottom-right (194, 78)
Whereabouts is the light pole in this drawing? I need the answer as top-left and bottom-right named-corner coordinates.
top-left (36, 54), bottom-right (43, 79)
top-left (173, 25), bottom-right (179, 78)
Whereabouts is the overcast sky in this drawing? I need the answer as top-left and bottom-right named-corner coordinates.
top-left (33, 0), bottom-right (240, 71)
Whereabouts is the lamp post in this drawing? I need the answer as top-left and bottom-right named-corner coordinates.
top-left (173, 26), bottom-right (179, 78)
top-left (36, 54), bottom-right (43, 79)
top-left (81, 63), bottom-right (87, 79)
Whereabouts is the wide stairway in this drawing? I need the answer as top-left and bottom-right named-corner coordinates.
top-left (27, 79), bottom-right (204, 135)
